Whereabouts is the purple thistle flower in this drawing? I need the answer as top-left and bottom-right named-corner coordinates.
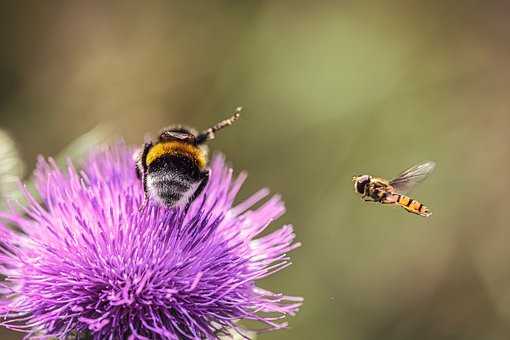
top-left (0, 143), bottom-right (302, 339)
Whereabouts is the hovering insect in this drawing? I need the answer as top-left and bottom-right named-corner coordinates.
top-left (352, 161), bottom-right (436, 217)
top-left (136, 107), bottom-right (241, 209)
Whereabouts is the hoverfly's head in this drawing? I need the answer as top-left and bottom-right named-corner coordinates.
top-left (159, 127), bottom-right (197, 144)
top-left (353, 175), bottom-right (371, 195)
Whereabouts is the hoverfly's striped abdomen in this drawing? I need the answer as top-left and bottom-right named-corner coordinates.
top-left (395, 194), bottom-right (431, 217)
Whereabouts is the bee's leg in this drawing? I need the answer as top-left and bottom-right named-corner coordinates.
top-left (184, 170), bottom-right (210, 212)
top-left (138, 142), bottom-right (152, 174)
top-left (138, 173), bottom-right (151, 212)
top-left (138, 142), bottom-right (153, 211)
top-left (190, 169), bottom-right (210, 203)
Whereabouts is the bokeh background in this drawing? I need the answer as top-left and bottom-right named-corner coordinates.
top-left (1, 1), bottom-right (510, 339)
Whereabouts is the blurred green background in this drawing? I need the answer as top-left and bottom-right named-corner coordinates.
top-left (1, 1), bottom-right (510, 339)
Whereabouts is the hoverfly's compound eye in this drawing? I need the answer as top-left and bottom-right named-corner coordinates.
top-left (356, 175), bottom-right (370, 194)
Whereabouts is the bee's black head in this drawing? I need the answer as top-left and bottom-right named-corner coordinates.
top-left (353, 175), bottom-right (370, 194)
top-left (159, 127), bottom-right (197, 144)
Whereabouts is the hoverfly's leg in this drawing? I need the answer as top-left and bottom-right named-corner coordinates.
top-left (368, 188), bottom-right (382, 203)
top-left (372, 188), bottom-right (394, 204)
top-left (363, 192), bottom-right (373, 202)
top-left (362, 191), bottom-right (373, 202)
top-left (380, 192), bottom-right (398, 204)
top-left (378, 193), bottom-right (390, 204)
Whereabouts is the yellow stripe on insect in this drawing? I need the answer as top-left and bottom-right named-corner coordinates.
top-left (146, 141), bottom-right (207, 169)
top-left (398, 195), bottom-right (410, 206)
top-left (409, 201), bottom-right (421, 211)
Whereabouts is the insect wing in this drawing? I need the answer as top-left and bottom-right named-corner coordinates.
top-left (389, 161), bottom-right (436, 194)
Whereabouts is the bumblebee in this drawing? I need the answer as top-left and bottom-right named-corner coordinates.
top-left (353, 161), bottom-right (436, 217)
top-left (136, 108), bottom-right (241, 208)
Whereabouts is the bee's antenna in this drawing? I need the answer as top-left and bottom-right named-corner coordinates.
top-left (196, 107), bottom-right (242, 144)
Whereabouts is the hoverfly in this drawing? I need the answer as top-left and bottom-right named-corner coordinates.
top-left (352, 161), bottom-right (436, 217)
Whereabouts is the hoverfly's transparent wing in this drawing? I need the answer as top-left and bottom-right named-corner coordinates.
top-left (389, 161), bottom-right (436, 195)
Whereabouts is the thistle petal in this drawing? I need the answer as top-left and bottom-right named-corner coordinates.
top-left (0, 142), bottom-right (301, 339)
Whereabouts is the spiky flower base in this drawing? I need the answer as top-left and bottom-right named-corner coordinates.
top-left (0, 143), bottom-right (301, 339)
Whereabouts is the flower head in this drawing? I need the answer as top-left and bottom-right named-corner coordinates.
top-left (0, 143), bottom-right (301, 339)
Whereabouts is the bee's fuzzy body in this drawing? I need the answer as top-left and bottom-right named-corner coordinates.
top-left (143, 146), bottom-right (209, 207)
top-left (136, 109), bottom-right (241, 209)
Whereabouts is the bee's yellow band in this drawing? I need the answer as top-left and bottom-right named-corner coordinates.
top-left (146, 141), bottom-right (206, 169)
